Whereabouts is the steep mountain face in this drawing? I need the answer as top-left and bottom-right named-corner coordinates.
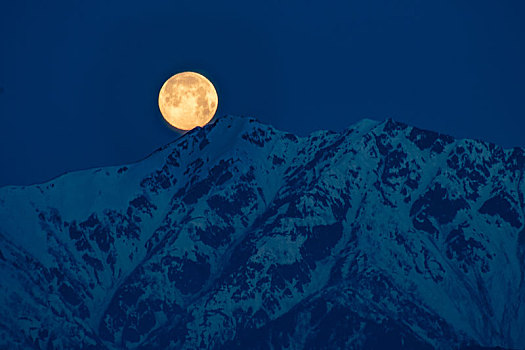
top-left (0, 115), bottom-right (524, 349)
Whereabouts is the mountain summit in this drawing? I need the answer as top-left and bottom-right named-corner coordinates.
top-left (0, 115), bottom-right (524, 349)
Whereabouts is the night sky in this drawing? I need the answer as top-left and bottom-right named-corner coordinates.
top-left (1, 0), bottom-right (524, 187)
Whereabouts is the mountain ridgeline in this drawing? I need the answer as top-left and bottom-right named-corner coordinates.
top-left (0, 115), bottom-right (524, 349)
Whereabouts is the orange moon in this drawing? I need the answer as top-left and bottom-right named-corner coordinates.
top-left (158, 72), bottom-right (218, 130)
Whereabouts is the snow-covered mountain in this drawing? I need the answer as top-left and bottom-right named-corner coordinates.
top-left (0, 115), bottom-right (524, 349)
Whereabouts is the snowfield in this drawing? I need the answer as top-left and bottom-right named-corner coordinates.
top-left (0, 115), bottom-right (524, 349)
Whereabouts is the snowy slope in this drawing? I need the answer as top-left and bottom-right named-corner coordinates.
top-left (0, 115), bottom-right (524, 349)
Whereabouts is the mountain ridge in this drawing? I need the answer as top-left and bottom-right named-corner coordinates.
top-left (0, 115), bottom-right (524, 349)
top-left (2, 115), bottom-right (522, 191)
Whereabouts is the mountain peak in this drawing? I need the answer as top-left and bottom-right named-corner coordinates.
top-left (0, 115), bottom-right (524, 349)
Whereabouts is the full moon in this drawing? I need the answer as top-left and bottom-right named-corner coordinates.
top-left (158, 72), bottom-right (218, 130)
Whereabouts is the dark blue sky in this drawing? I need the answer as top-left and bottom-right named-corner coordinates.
top-left (1, 0), bottom-right (524, 186)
